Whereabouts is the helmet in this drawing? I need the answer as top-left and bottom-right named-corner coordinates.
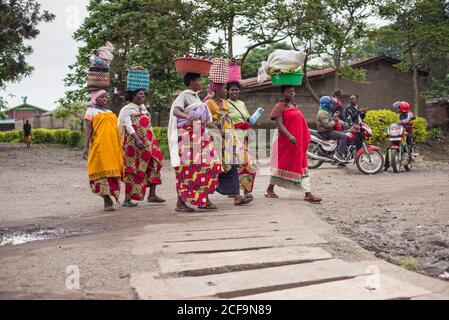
top-left (320, 96), bottom-right (332, 108)
top-left (399, 101), bottom-right (410, 113)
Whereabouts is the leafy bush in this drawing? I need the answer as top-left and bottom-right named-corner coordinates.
top-left (0, 130), bottom-right (20, 142)
top-left (0, 128), bottom-right (83, 147)
top-left (364, 109), bottom-right (428, 144)
top-left (152, 127), bottom-right (169, 158)
top-left (428, 127), bottom-right (445, 140)
top-left (67, 131), bottom-right (82, 147)
top-left (54, 129), bottom-right (71, 144)
top-left (31, 128), bottom-right (54, 144)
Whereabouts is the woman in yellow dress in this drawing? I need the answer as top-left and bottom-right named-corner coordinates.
top-left (83, 90), bottom-right (124, 211)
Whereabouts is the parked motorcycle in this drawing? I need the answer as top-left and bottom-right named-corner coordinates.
top-left (380, 117), bottom-right (416, 173)
top-left (308, 115), bottom-right (385, 175)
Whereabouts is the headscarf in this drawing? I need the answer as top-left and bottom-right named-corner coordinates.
top-left (202, 82), bottom-right (224, 102)
top-left (90, 90), bottom-right (108, 106)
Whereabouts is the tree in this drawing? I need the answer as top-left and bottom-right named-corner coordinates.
top-left (0, 97), bottom-right (7, 119)
top-left (379, 0), bottom-right (449, 113)
top-left (54, 101), bottom-right (87, 132)
top-left (350, 25), bottom-right (404, 60)
top-left (62, 0), bottom-right (211, 114)
top-left (316, 0), bottom-right (376, 89)
top-left (241, 42), bottom-right (293, 78)
top-left (198, 0), bottom-right (290, 60)
top-left (0, 0), bottom-right (54, 88)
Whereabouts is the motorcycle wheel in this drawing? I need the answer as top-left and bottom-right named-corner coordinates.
top-left (307, 141), bottom-right (324, 169)
top-left (356, 149), bottom-right (384, 175)
top-left (391, 149), bottom-right (400, 173)
top-left (404, 164), bottom-right (411, 171)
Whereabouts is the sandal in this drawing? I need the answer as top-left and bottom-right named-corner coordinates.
top-left (198, 203), bottom-right (219, 210)
top-left (264, 192), bottom-right (279, 199)
top-left (234, 196), bottom-right (253, 206)
top-left (104, 206), bottom-right (116, 212)
top-left (304, 195), bottom-right (322, 203)
top-left (175, 205), bottom-right (195, 213)
top-left (147, 196), bottom-right (166, 203)
top-left (244, 193), bottom-right (254, 199)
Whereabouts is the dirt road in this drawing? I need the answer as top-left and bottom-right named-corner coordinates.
top-left (0, 142), bottom-right (448, 298)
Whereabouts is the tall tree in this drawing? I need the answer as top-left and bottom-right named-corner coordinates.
top-left (379, 0), bottom-right (449, 113)
top-left (286, 0), bottom-right (329, 103)
top-left (61, 0), bottom-right (211, 114)
top-left (198, 0), bottom-right (290, 60)
top-left (0, 0), bottom-right (54, 114)
top-left (0, 0), bottom-right (54, 87)
top-left (316, 0), bottom-right (376, 89)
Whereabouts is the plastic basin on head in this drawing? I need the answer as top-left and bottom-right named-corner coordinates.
top-left (174, 57), bottom-right (213, 76)
top-left (271, 72), bottom-right (304, 85)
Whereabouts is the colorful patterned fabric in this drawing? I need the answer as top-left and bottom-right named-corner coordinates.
top-left (175, 123), bottom-right (222, 207)
top-left (127, 68), bottom-right (150, 92)
top-left (90, 177), bottom-right (121, 202)
top-left (236, 129), bottom-right (256, 193)
top-left (123, 113), bottom-right (163, 201)
top-left (270, 106), bottom-right (311, 192)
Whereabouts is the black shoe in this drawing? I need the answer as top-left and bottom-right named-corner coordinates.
top-left (122, 200), bottom-right (138, 208)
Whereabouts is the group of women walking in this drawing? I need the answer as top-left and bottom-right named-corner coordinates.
top-left (84, 71), bottom-right (321, 212)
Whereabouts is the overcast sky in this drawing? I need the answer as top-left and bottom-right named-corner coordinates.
top-left (2, 1), bottom-right (386, 111)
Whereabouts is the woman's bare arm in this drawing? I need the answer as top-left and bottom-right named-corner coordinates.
top-left (83, 120), bottom-right (93, 159)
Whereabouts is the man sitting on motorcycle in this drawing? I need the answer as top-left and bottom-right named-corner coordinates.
top-left (345, 95), bottom-right (367, 127)
top-left (393, 101), bottom-right (414, 151)
top-left (316, 96), bottom-right (347, 162)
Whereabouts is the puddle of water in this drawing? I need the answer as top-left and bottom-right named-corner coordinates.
top-left (0, 227), bottom-right (82, 247)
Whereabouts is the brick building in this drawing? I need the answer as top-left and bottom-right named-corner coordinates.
top-left (6, 97), bottom-right (48, 121)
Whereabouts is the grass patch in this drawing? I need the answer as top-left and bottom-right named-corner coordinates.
top-left (400, 257), bottom-right (422, 272)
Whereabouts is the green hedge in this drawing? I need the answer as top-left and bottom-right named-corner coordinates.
top-left (0, 128), bottom-right (82, 147)
top-left (364, 109), bottom-right (428, 144)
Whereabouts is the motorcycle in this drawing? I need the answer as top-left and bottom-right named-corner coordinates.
top-left (308, 115), bottom-right (385, 175)
top-left (380, 117), bottom-right (416, 173)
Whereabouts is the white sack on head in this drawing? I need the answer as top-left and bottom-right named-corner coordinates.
top-left (257, 49), bottom-right (306, 83)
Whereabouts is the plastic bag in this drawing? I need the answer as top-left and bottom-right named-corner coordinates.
top-left (257, 49), bottom-right (306, 83)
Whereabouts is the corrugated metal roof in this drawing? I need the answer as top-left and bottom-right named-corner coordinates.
top-left (0, 119), bottom-right (16, 124)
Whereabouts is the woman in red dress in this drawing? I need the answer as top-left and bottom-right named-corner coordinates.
top-left (265, 85), bottom-right (322, 203)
